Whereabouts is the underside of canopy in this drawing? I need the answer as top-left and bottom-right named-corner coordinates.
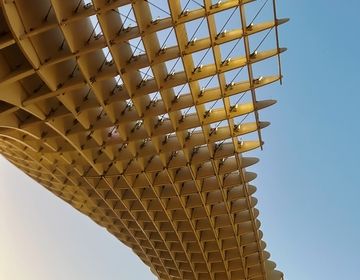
top-left (0, 0), bottom-right (287, 279)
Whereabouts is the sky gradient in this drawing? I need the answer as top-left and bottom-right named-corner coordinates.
top-left (1, 1), bottom-right (360, 279)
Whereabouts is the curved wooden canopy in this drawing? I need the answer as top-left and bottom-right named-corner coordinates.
top-left (0, 0), bottom-right (287, 279)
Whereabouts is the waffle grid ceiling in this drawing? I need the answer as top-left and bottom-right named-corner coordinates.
top-left (0, 0), bottom-right (287, 279)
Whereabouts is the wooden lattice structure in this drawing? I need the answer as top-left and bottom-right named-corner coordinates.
top-left (0, 0), bottom-right (287, 279)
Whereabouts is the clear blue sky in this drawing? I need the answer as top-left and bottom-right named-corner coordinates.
top-left (1, 1), bottom-right (360, 279)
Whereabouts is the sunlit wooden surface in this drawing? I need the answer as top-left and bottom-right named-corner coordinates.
top-left (0, 0), bottom-right (287, 279)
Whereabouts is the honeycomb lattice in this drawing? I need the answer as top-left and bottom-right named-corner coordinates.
top-left (0, 0), bottom-right (287, 279)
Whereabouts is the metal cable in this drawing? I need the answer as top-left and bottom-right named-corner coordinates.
top-left (86, 20), bottom-right (100, 44)
top-left (191, 0), bottom-right (205, 8)
top-left (74, 0), bottom-right (83, 14)
top-left (215, 113), bottom-right (249, 150)
top-left (167, 57), bottom-right (181, 76)
top-left (181, 0), bottom-right (191, 14)
top-left (69, 65), bottom-right (78, 78)
top-left (183, 105), bottom-right (194, 117)
top-left (174, 83), bottom-right (187, 99)
top-left (159, 27), bottom-right (174, 51)
top-left (117, 7), bottom-right (133, 34)
top-left (98, 50), bottom-right (112, 71)
top-left (249, 0), bottom-right (269, 25)
top-left (193, 47), bottom-right (211, 71)
top-left (229, 66), bottom-right (245, 84)
top-left (216, 7), bottom-right (237, 36)
top-left (232, 91), bottom-right (247, 107)
top-left (227, 26), bottom-right (274, 86)
top-left (145, 0), bottom-right (171, 16)
top-left (126, 41), bottom-right (145, 53)
top-left (213, 0), bottom-right (270, 85)
top-left (222, 38), bottom-right (241, 62)
top-left (44, 5), bottom-right (52, 21)
top-left (111, 9), bottom-right (138, 26)
top-left (130, 38), bottom-right (144, 59)
top-left (238, 113), bottom-right (250, 125)
top-left (83, 88), bottom-right (92, 101)
top-left (210, 120), bottom-right (224, 135)
top-left (208, 99), bottom-right (219, 111)
top-left (254, 26), bottom-right (274, 52)
top-left (188, 17), bottom-right (205, 43)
